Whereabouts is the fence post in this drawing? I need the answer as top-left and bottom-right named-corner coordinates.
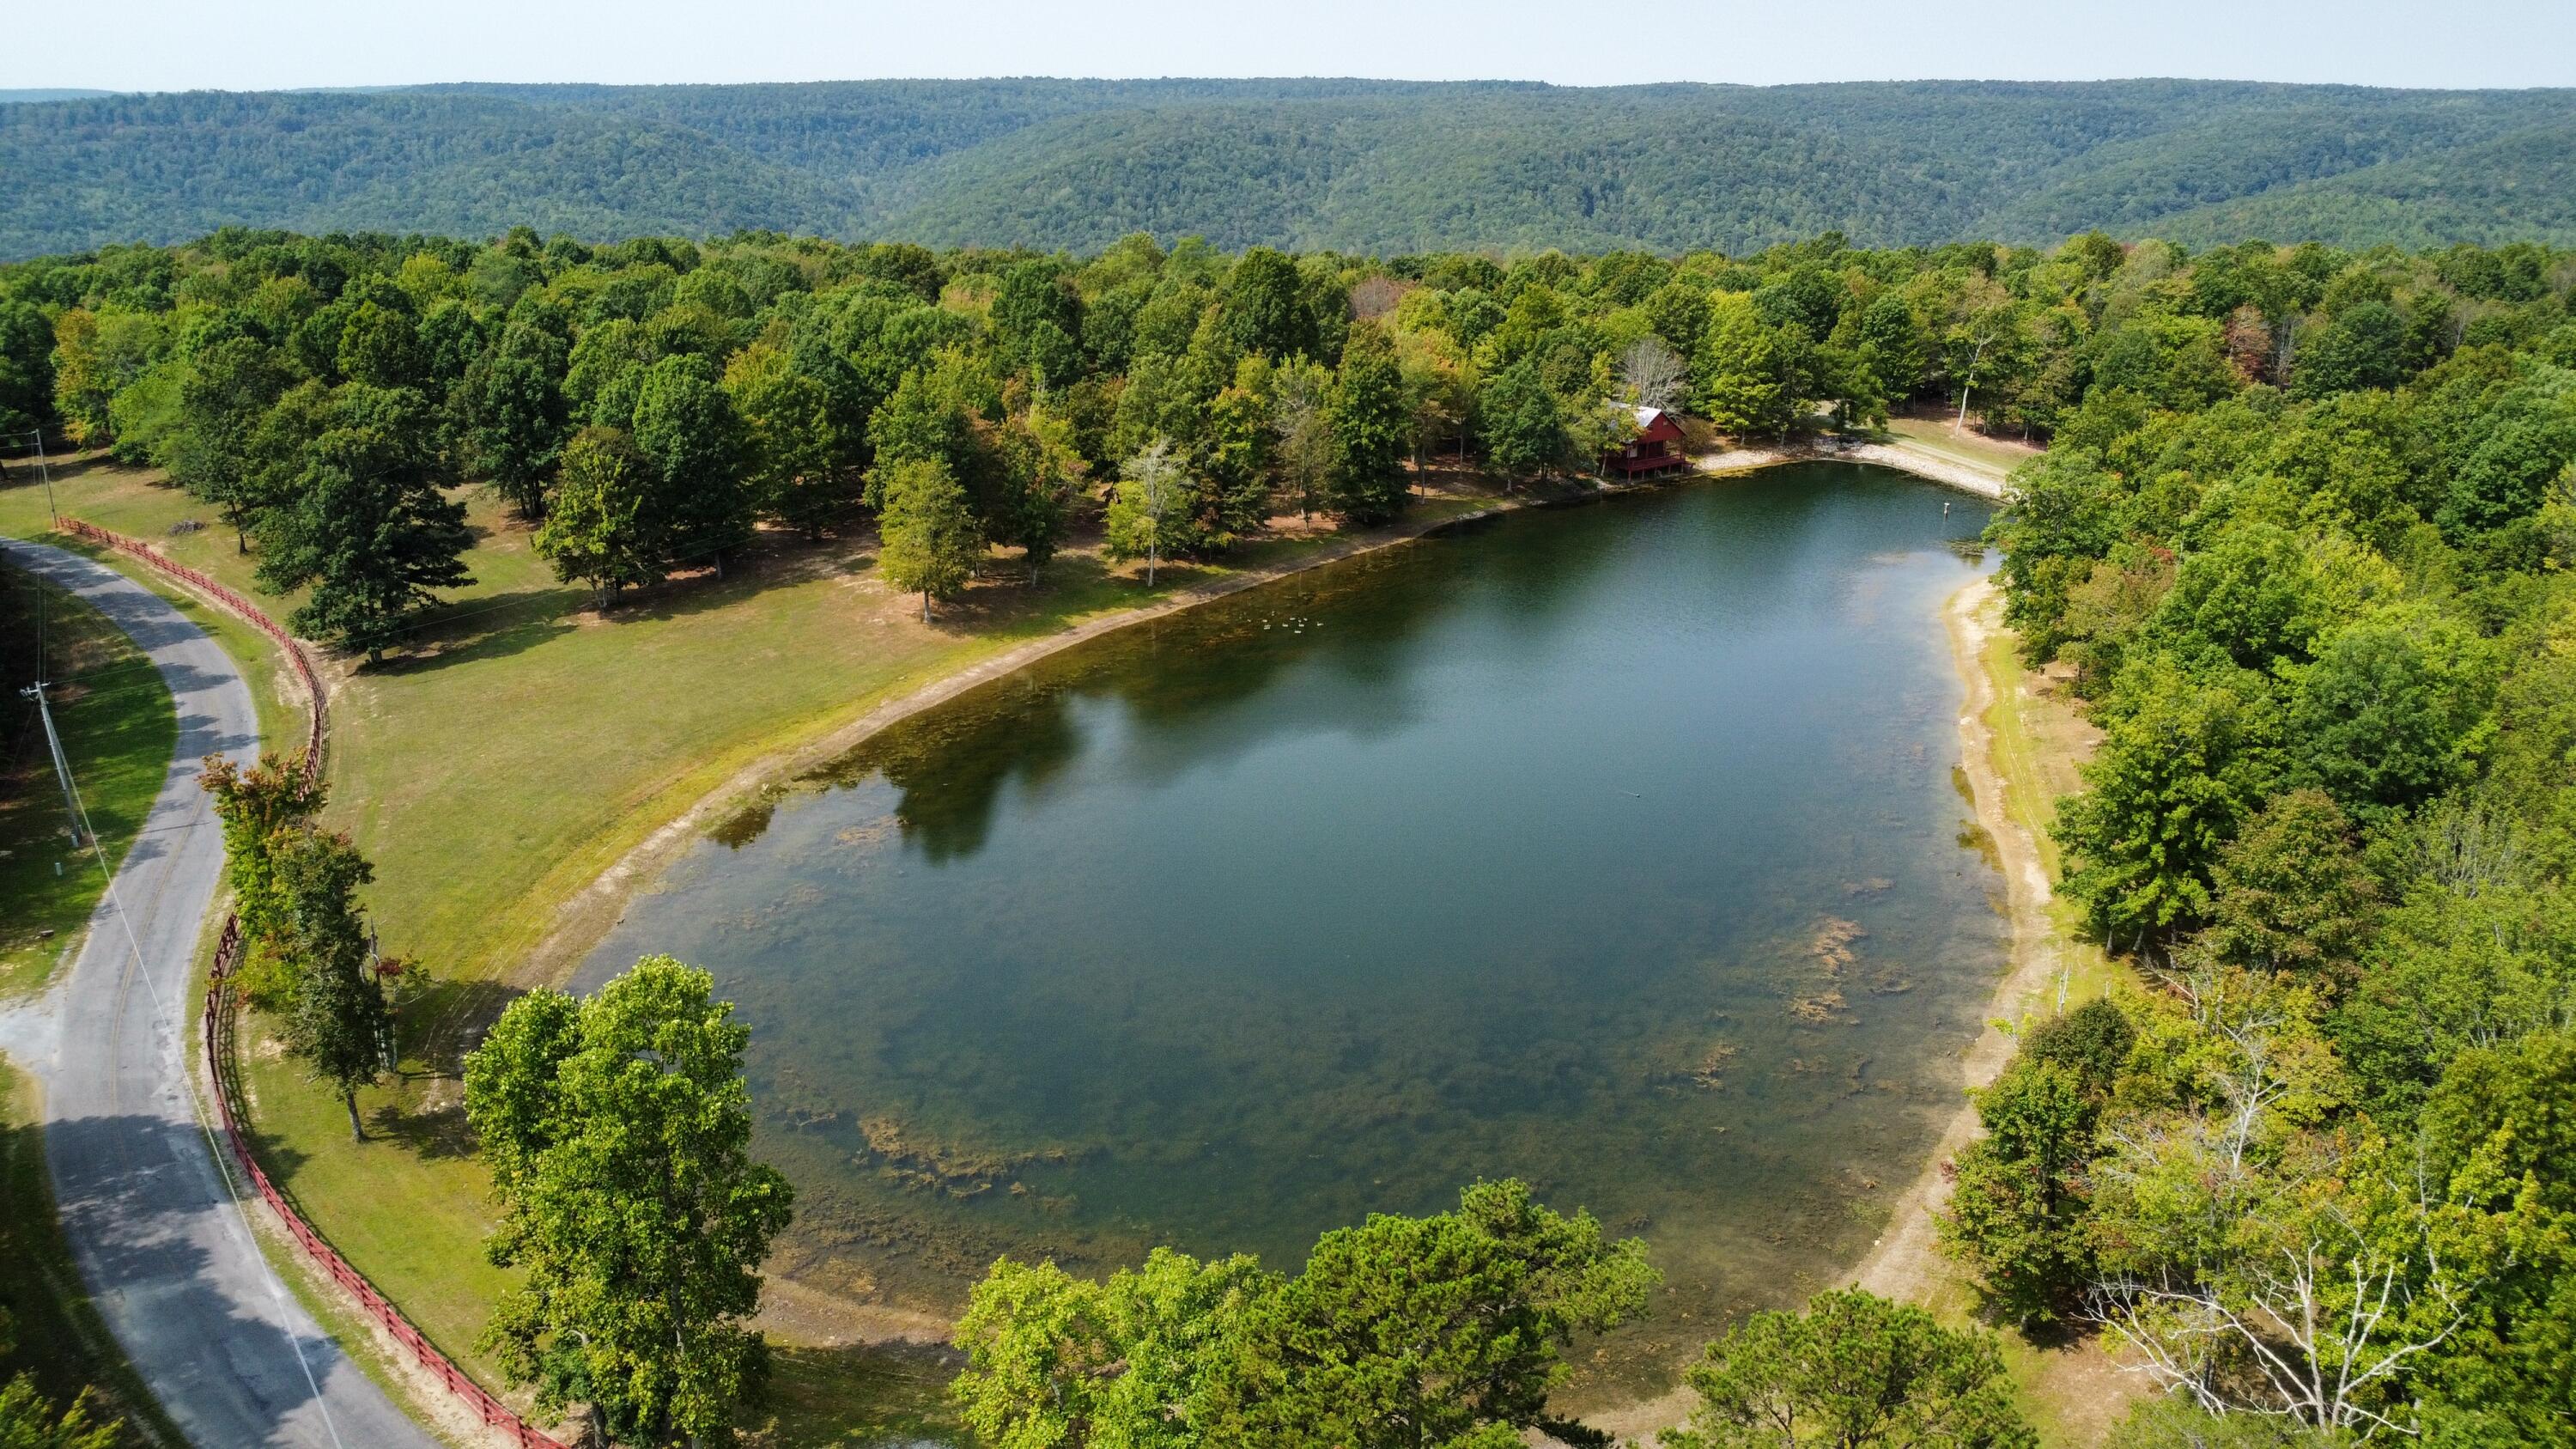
top-left (65, 518), bottom-right (559, 1446)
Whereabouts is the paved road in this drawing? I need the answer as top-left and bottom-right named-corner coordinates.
top-left (3, 536), bottom-right (436, 1449)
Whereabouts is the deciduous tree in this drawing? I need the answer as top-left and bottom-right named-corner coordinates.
top-left (1664, 1288), bottom-right (2035, 1448)
top-left (254, 384), bottom-right (473, 663)
top-left (465, 957), bottom-right (794, 1448)
top-left (275, 827), bottom-right (390, 1142)
top-left (536, 425), bottom-right (664, 605)
top-left (1326, 320), bottom-right (1410, 524)
top-left (199, 749), bottom-right (326, 1004)
top-left (877, 457), bottom-right (981, 620)
top-left (1106, 439), bottom-right (1191, 586)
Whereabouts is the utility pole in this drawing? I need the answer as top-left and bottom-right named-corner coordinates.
top-left (22, 681), bottom-right (86, 848)
top-left (34, 429), bottom-right (56, 526)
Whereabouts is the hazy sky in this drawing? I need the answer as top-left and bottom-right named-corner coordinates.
top-left (11, 0), bottom-right (2573, 93)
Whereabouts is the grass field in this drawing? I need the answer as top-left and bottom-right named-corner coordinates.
top-left (9, 454), bottom-right (1515, 1442)
top-left (1881, 415), bottom-right (2044, 482)
top-left (0, 563), bottom-right (178, 997)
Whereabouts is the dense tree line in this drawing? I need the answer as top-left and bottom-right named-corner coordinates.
top-left (14, 224), bottom-right (2575, 1445)
top-left (5, 80), bottom-right (2574, 260)
top-left (7, 229), bottom-right (2573, 662)
top-left (1943, 230), bottom-right (2576, 1445)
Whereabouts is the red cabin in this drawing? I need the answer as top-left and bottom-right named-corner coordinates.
top-left (1607, 406), bottom-right (1689, 477)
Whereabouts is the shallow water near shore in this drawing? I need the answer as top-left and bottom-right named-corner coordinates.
top-left (582, 462), bottom-right (2004, 1407)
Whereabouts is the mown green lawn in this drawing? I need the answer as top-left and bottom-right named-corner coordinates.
top-left (11, 456), bottom-right (1508, 1443)
top-left (0, 562), bottom-right (177, 997)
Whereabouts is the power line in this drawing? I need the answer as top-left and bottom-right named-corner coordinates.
top-left (49, 639), bottom-right (350, 1449)
top-left (20, 681), bottom-right (85, 848)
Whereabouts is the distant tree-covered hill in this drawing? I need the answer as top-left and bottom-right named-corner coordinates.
top-left (4, 77), bottom-right (2572, 259)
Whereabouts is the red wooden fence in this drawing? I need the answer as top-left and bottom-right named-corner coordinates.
top-left (56, 519), bottom-right (328, 774)
top-left (65, 518), bottom-right (573, 1449)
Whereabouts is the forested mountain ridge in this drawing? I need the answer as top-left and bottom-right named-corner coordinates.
top-left (5, 77), bottom-right (2574, 259)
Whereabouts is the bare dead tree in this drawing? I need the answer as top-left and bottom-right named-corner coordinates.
top-left (1349, 276), bottom-right (1408, 322)
top-left (2087, 986), bottom-right (2469, 1440)
top-left (1617, 337), bottom-right (1687, 411)
top-left (2090, 1239), bottom-right (2465, 1440)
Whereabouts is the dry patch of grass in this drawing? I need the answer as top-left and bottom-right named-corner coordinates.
top-left (1882, 416), bottom-right (2042, 482)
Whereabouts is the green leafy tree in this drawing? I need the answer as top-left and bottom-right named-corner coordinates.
top-left (470, 323), bottom-right (572, 520)
top-left (0, 300), bottom-right (54, 436)
top-left (167, 335), bottom-right (289, 550)
top-left (199, 749), bottom-right (327, 1004)
top-left (993, 405), bottom-right (1085, 575)
top-left (951, 1248), bottom-right (1273, 1449)
top-left (335, 295), bottom-right (426, 391)
top-left (1662, 1288), bottom-right (2035, 1448)
top-left (254, 384), bottom-right (473, 663)
top-left (2057, 657), bottom-right (2278, 941)
top-left (630, 355), bottom-right (754, 575)
top-left (536, 425), bottom-right (665, 606)
top-left (1224, 247), bottom-right (1317, 362)
top-left (0, 1376), bottom-right (117, 1449)
top-left (464, 956), bottom-right (794, 1449)
top-left (1326, 320), bottom-right (1411, 524)
top-left (1939, 1056), bottom-right (2105, 1324)
top-left (993, 259), bottom-right (1084, 388)
top-left (877, 457), bottom-right (981, 621)
top-left (2290, 302), bottom-right (2409, 399)
top-left (722, 341), bottom-right (847, 540)
top-left (952, 1181), bottom-right (1652, 1449)
top-left (275, 826), bottom-right (391, 1142)
top-left (1934, 997), bottom-right (2136, 1319)
top-left (2285, 611), bottom-right (2494, 813)
top-left (1693, 291), bottom-right (1792, 436)
top-left (1106, 439), bottom-right (1192, 586)
top-left (1477, 357), bottom-right (1563, 487)
top-left (2148, 524), bottom-right (2334, 674)
top-left (2201, 789), bottom-right (2380, 982)
top-left (1268, 361), bottom-right (1334, 521)
top-left (1852, 293), bottom-right (1929, 399)
top-left (1213, 1179), bottom-right (1658, 1447)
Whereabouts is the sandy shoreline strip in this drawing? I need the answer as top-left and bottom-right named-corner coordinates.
top-left (507, 449), bottom-right (2033, 1412)
top-left (526, 443), bottom-right (2005, 985)
top-left (1582, 575), bottom-right (2067, 1445)
top-left (1850, 577), bottom-right (2071, 1298)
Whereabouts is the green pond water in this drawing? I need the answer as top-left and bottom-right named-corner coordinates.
top-left (581, 462), bottom-right (2005, 1400)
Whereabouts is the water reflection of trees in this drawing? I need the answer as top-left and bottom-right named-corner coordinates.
top-left (754, 467), bottom-right (1972, 863)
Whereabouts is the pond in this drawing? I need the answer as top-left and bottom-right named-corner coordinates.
top-left (580, 461), bottom-right (2005, 1402)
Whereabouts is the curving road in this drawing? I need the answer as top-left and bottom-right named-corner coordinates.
top-left (3, 536), bottom-right (436, 1449)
